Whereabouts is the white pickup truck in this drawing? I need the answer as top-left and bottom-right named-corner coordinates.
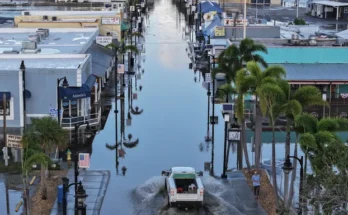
top-left (162, 167), bottom-right (204, 208)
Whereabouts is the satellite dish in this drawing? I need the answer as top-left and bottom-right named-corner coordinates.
top-left (203, 13), bottom-right (213, 22)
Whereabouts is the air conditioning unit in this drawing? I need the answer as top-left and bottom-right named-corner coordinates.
top-left (36, 30), bottom-right (46, 39)
top-left (24, 11), bottom-right (30, 16)
top-left (22, 41), bottom-right (37, 50)
top-left (43, 15), bottom-right (48, 21)
top-left (38, 28), bottom-right (49, 37)
top-left (28, 35), bottom-right (41, 43)
top-left (52, 16), bottom-right (57, 21)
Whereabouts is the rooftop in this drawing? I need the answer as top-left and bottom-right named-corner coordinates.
top-left (0, 54), bottom-right (88, 70)
top-left (279, 64), bottom-right (348, 83)
top-left (0, 28), bottom-right (98, 54)
top-left (20, 11), bottom-right (119, 16)
top-left (312, 0), bottom-right (348, 7)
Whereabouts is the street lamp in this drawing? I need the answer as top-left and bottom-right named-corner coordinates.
top-left (205, 83), bottom-right (212, 142)
top-left (57, 77), bottom-right (69, 126)
top-left (282, 155), bottom-right (304, 214)
top-left (76, 182), bottom-right (88, 215)
top-left (72, 122), bottom-right (92, 215)
top-left (62, 180), bottom-right (88, 215)
top-left (221, 112), bottom-right (230, 179)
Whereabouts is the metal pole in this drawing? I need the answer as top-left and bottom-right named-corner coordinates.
top-left (74, 124), bottom-right (79, 215)
top-left (3, 93), bottom-right (10, 215)
top-left (299, 156), bottom-right (304, 215)
top-left (115, 48), bottom-right (119, 169)
top-left (210, 56), bottom-right (215, 176)
top-left (243, 0), bottom-right (247, 39)
top-left (207, 83), bottom-right (211, 139)
top-left (63, 183), bottom-right (67, 215)
top-left (21, 61), bottom-right (27, 131)
top-left (221, 94), bottom-right (229, 179)
top-left (57, 79), bottom-right (61, 125)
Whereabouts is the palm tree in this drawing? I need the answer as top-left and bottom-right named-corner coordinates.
top-left (277, 80), bottom-right (326, 210)
top-left (30, 117), bottom-right (67, 200)
top-left (213, 38), bottom-right (268, 83)
top-left (21, 129), bottom-right (51, 214)
top-left (258, 81), bottom-right (287, 209)
top-left (239, 62), bottom-right (285, 169)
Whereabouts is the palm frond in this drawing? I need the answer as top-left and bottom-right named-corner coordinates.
top-left (295, 113), bottom-right (318, 134)
top-left (23, 152), bottom-right (50, 174)
top-left (293, 86), bottom-right (328, 108)
top-left (122, 45), bottom-right (139, 54)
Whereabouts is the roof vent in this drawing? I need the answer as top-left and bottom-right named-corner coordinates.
top-left (3, 50), bottom-right (19, 54)
top-left (36, 30), bottom-right (46, 39)
top-left (38, 28), bottom-right (50, 37)
top-left (22, 41), bottom-right (37, 50)
top-left (52, 16), bottom-right (57, 21)
top-left (24, 11), bottom-right (30, 16)
top-left (28, 34), bottom-right (41, 43)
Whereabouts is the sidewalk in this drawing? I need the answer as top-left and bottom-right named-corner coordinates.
top-left (50, 169), bottom-right (110, 215)
top-left (225, 171), bottom-right (267, 215)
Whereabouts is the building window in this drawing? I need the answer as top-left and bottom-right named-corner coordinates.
top-left (0, 97), bottom-right (14, 120)
top-left (0, 100), bottom-right (10, 116)
top-left (62, 99), bottom-right (84, 118)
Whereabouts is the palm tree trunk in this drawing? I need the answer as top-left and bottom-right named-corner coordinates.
top-left (271, 122), bottom-right (279, 209)
top-left (286, 132), bottom-right (298, 211)
top-left (40, 166), bottom-right (47, 200)
top-left (254, 100), bottom-right (263, 169)
top-left (241, 118), bottom-right (251, 170)
top-left (284, 120), bottom-right (291, 207)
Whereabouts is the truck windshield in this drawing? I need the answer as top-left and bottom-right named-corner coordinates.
top-left (173, 173), bottom-right (196, 179)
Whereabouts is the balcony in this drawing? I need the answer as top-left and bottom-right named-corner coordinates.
top-left (61, 113), bottom-right (100, 130)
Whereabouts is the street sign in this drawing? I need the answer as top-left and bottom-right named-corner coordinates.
top-left (117, 64), bottom-right (125, 74)
top-left (7, 134), bottom-right (22, 149)
top-left (229, 130), bottom-right (241, 141)
top-left (210, 116), bottom-right (218, 125)
top-left (205, 73), bottom-right (211, 82)
top-left (78, 153), bottom-right (90, 169)
top-left (96, 36), bottom-right (113, 47)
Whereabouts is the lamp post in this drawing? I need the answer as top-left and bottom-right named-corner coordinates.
top-left (20, 60), bottom-right (27, 131)
top-left (72, 122), bottom-right (92, 215)
top-left (282, 155), bottom-right (304, 215)
top-left (221, 112), bottom-right (229, 179)
top-left (205, 83), bottom-right (212, 142)
top-left (62, 180), bottom-right (88, 215)
top-left (57, 77), bottom-right (69, 126)
top-left (210, 54), bottom-right (216, 176)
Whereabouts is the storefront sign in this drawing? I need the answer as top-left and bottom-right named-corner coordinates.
top-left (223, 18), bottom-right (247, 26)
top-left (214, 26), bottom-right (225, 37)
top-left (72, 93), bottom-right (87, 99)
top-left (96, 36), bottom-right (113, 47)
top-left (117, 64), bottom-right (125, 74)
top-left (102, 17), bottom-right (120, 25)
top-left (7, 135), bottom-right (22, 149)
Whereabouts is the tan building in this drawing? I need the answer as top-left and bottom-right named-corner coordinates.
top-left (14, 11), bottom-right (126, 40)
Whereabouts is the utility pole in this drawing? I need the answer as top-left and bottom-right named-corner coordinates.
top-left (3, 93), bottom-right (10, 215)
top-left (243, 0), bottom-right (247, 39)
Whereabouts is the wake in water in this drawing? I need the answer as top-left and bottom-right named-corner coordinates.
top-left (132, 175), bottom-right (248, 215)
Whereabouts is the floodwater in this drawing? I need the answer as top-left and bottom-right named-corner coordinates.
top-left (0, 1), bottom-right (306, 214)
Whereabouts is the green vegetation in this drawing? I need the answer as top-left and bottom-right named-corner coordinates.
top-left (294, 18), bottom-right (306, 25)
top-left (0, 161), bottom-right (22, 174)
top-left (215, 38), bottom-right (346, 213)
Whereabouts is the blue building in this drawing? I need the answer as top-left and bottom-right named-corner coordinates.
top-left (0, 28), bottom-right (114, 136)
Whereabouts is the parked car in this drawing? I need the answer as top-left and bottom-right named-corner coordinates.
top-left (161, 167), bottom-right (204, 209)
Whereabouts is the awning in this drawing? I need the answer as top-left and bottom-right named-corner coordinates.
top-left (0, 92), bottom-right (11, 101)
top-left (59, 85), bottom-right (91, 101)
top-left (85, 43), bottom-right (113, 78)
top-left (58, 75), bottom-right (96, 100)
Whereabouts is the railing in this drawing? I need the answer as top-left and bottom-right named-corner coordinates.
top-left (328, 93), bottom-right (348, 105)
top-left (61, 113), bottom-right (100, 129)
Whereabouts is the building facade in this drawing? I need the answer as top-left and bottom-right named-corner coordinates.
top-left (14, 11), bottom-right (123, 40)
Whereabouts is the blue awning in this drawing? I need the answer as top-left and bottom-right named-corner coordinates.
top-left (198, 1), bottom-right (223, 14)
top-left (58, 75), bottom-right (96, 101)
top-left (0, 92), bottom-right (11, 101)
top-left (59, 85), bottom-right (91, 101)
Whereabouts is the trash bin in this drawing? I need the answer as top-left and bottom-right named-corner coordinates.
top-left (57, 185), bottom-right (64, 204)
